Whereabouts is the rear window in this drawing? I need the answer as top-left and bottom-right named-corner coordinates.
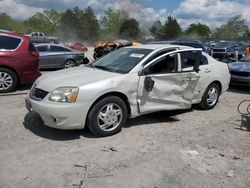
top-left (29, 42), bottom-right (36, 52)
top-left (0, 35), bottom-right (22, 50)
top-left (36, 45), bottom-right (48, 52)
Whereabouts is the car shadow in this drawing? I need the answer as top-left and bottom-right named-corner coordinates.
top-left (227, 85), bottom-right (250, 94)
top-left (124, 109), bottom-right (192, 128)
top-left (23, 111), bottom-right (97, 141)
top-left (24, 109), bottom-right (192, 140)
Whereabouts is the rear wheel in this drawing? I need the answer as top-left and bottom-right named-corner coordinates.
top-left (64, 60), bottom-right (75, 69)
top-left (0, 68), bottom-right (18, 93)
top-left (199, 83), bottom-right (220, 110)
top-left (87, 96), bottom-right (128, 137)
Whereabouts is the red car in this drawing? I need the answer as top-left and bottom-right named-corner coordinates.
top-left (0, 31), bottom-right (41, 93)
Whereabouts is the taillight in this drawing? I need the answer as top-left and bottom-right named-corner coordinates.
top-left (31, 51), bottom-right (39, 57)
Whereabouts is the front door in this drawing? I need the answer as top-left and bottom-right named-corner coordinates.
top-left (137, 50), bottom-right (201, 114)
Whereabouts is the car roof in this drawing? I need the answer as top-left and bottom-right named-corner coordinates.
top-left (127, 44), bottom-right (196, 50)
top-left (0, 31), bottom-right (28, 39)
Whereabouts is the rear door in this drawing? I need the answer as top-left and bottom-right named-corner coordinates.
top-left (48, 45), bottom-right (71, 68)
top-left (137, 50), bottom-right (202, 114)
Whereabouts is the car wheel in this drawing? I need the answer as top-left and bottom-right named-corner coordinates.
top-left (199, 83), bottom-right (220, 110)
top-left (64, 60), bottom-right (75, 69)
top-left (87, 96), bottom-right (128, 137)
top-left (0, 68), bottom-right (18, 93)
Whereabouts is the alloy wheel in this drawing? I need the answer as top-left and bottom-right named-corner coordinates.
top-left (0, 72), bottom-right (13, 91)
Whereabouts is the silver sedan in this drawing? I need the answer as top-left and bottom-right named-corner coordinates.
top-left (35, 44), bottom-right (89, 69)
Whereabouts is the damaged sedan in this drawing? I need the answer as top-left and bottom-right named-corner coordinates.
top-left (25, 44), bottom-right (230, 136)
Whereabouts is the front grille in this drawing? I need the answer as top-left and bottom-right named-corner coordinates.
top-left (213, 48), bottom-right (226, 53)
top-left (231, 71), bottom-right (250, 77)
top-left (30, 87), bottom-right (49, 101)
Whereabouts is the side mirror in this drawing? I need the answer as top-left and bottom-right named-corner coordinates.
top-left (144, 76), bottom-right (155, 92)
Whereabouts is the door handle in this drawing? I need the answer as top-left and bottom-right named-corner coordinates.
top-left (204, 68), bottom-right (211, 73)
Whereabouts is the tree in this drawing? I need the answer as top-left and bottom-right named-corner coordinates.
top-left (0, 13), bottom-right (26, 32)
top-left (149, 16), bottom-right (181, 39)
top-left (81, 6), bottom-right (100, 40)
top-left (119, 18), bottom-right (140, 39)
top-left (100, 8), bottom-right (129, 39)
top-left (22, 9), bottom-right (61, 34)
top-left (213, 15), bottom-right (249, 39)
top-left (185, 23), bottom-right (211, 38)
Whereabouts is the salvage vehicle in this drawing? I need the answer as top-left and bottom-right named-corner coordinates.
top-left (66, 42), bottom-right (88, 52)
top-left (93, 40), bottom-right (141, 59)
top-left (27, 32), bottom-right (59, 44)
top-left (35, 44), bottom-right (89, 69)
top-left (0, 31), bottom-right (40, 93)
top-left (26, 44), bottom-right (230, 136)
top-left (228, 55), bottom-right (250, 86)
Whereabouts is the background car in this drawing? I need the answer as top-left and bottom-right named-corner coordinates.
top-left (66, 42), bottom-right (88, 52)
top-left (228, 55), bottom-right (250, 86)
top-left (27, 44), bottom-right (230, 137)
top-left (210, 41), bottom-right (238, 60)
top-left (0, 31), bottom-right (40, 93)
top-left (35, 44), bottom-right (89, 69)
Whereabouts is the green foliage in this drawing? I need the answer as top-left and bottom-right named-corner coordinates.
top-left (185, 23), bottom-right (211, 38)
top-left (213, 15), bottom-right (249, 39)
top-left (100, 8), bottom-right (129, 39)
top-left (149, 16), bottom-right (182, 39)
top-left (119, 18), bottom-right (140, 39)
top-left (0, 13), bottom-right (26, 33)
top-left (24, 9), bottom-right (62, 35)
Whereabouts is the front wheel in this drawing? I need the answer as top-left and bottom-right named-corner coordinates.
top-left (87, 96), bottom-right (128, 137)
top-left (199, 83), bottom-right (220, 110)
top-left (0, 68), bottom-right (18, 93)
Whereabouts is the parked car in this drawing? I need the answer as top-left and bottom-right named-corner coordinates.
top-left (35, 44), bottom-right (89, 69)
top-left (66, 42), bottom-right (88, 52)
top-left (222, 44), bottom-right (246, 63)
top-left (0, 31), bottom-right (40, 93)
top-left (228, 55), bottom-right (250, 86)
top-left (211, 41), bottom-right (237, 60)
top-left (27, 32), bottom-right (59, 44)
top-left (26, 44), bottom-right (230, 136)
top-left (149, 40), bottom-right (209, 53)
top-left (93, 40), bottom-right (141, 59)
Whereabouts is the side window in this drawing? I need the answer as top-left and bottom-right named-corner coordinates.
top-left (32, 33), bottom-right (38, 37)
top-left (50, 46), bottom-right (66, 52)
top-left (200, 55), bottom-right (208, 65)
top-left (38, 33), bottom-right (43, 37)
top-left (148, 54), bottom-right (178, 74)
top-left (144, 49), bottom-right (176, 65)
top-left (0, 35), bottom-right (22, 50)
top-left (36, 45), bottom-right (48, 52)
top-left (180, 51), bottom-right (200, 71)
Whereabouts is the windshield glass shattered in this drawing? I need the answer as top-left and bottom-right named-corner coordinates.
top-left (88, 48), bottom-right (153, 74)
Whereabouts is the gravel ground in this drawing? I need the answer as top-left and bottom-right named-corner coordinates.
top-left (0, 84), bottom-right (249, 188)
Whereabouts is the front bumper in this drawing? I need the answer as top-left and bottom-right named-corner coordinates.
top-left (230, 75), bottom-right (250, 86)
top-left (25, 96), bottom-right (90, 130)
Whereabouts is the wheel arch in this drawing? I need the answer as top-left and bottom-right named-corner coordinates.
top-left (85, 91), bottom-right (131, 126)
top-left (0, 65), bottom-right (20, 85)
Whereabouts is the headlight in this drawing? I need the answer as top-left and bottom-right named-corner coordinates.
top-left (48, 87), bottom-right (79, 103)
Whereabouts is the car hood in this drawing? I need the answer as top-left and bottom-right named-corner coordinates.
top-left (228, 62), bottom-right (250, 72)
top-left (36, 67), bottom-right (121, 92)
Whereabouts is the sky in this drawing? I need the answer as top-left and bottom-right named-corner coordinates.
top-left (0, 0), bottom-right (250, 29)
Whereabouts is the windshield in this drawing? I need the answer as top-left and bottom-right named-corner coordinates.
top-left (240, 55), bottom-right (250, 62)
top-left (89, 48), bottom-right (153, 74)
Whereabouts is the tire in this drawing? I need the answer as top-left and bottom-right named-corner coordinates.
top-left (87, 96), bottom-right (128, 137)
top-left (0, 68), bottom-right (18, 93)
top-left (199, 83), bottom-right (220, 110)
top-left (64, 60), bottom-right (75, 69)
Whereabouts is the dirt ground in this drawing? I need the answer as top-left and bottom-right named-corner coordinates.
top-left (0, 83), bottom-right (249, 188)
